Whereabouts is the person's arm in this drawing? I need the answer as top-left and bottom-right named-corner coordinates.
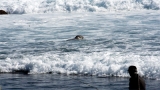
top-left (138, 76), bottom-right (146, 90)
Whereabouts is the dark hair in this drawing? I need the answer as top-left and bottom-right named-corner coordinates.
top-left (128, 66), bottom-right (137, 72)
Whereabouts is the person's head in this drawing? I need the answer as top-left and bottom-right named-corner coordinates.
top-left (128, 66), bottom-right (137, 76)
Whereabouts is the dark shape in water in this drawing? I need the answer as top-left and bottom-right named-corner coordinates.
top-left (74, 35), bottom-right (84, 40)
top-left (12, 69), bottom-right (30, 75)
top-left (0, 10), bottom-right (8, 15)
top-left (0, 69), bottom-right (29, 75)
top-left (128, 66), bottom-right (146, 90)
top-left (67, 35), bottom-right (84, 41)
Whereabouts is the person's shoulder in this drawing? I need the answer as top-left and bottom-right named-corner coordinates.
top-left (138, 75), bottom-right (145, 85)
top-left (138, 75), bottom-right (145, 80)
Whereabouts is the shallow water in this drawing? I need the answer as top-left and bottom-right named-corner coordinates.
top-left (1, 11), bottom-right (160, 79)
top-left (0, 74), bottom-right (160, 90)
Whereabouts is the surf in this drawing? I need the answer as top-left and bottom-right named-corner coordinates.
top-left (0, 0), bottom-right (160, 14)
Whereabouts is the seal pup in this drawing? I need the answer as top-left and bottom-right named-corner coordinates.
top-left (67, 35), bottom-right (84, 41)
top-left (74, 35), bottom-right (84, 40)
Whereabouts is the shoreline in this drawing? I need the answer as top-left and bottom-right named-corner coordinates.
top-left (0, 73), bottom-right (160, 90)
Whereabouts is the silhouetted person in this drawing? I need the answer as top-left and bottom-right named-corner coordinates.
top-left (128, 66), bottom-right (146, 90)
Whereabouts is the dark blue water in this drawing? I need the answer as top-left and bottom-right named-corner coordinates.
top-left (0, 74), bottom-right (160, 90)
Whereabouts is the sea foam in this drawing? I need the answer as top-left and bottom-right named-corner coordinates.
top-left (1, 51), bottom-right (160, 79)
top-left (0, 0), bottom-right (160, 14)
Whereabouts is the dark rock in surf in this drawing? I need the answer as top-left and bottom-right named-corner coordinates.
top-left (0, 69), bottom-right (30, 75)
top-left (12, 69), bottom-right (30, 75)
top-left (0, 10), bottom-right (8, 15)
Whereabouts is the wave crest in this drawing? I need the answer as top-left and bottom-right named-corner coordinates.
top-left (0, 0), bottom-right (160, 14)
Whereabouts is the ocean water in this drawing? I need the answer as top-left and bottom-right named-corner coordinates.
top-left (0, 74), bottom-right (160, 90)
top-left (0, 0), bottom-right (160, 90)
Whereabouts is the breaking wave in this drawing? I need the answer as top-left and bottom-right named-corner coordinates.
top-left (0, 0), bottom-right (160, 14)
